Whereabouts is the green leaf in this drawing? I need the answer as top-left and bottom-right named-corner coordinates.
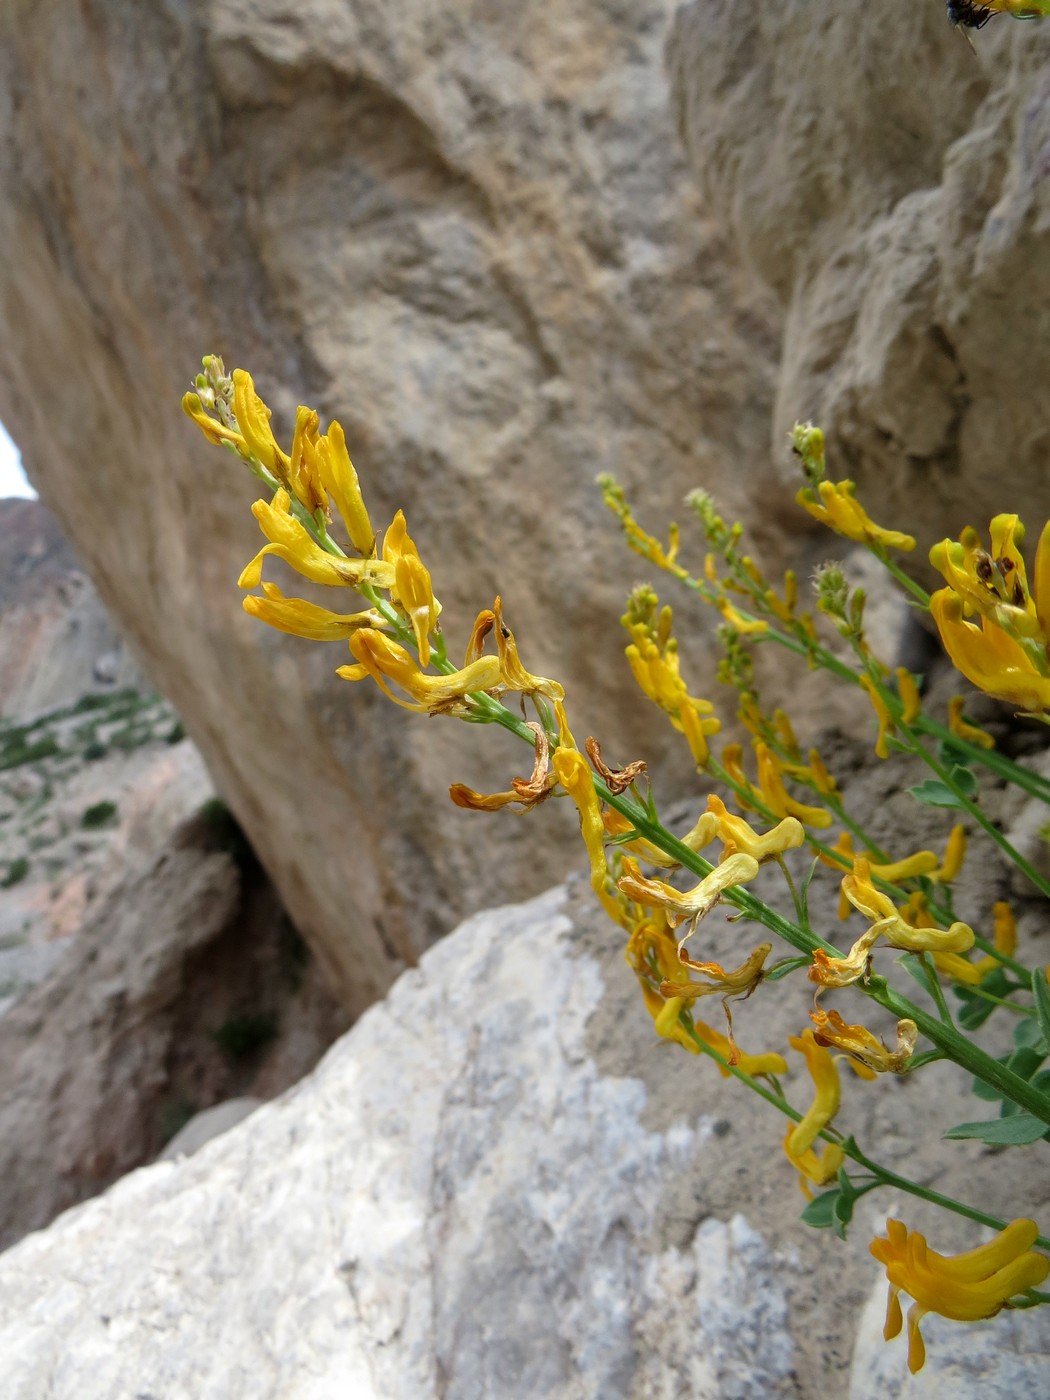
top-left (765, 956), bottom-right (812, 984)
top-left (945, 1114), bottom-right (1049, 1145)
top-left (1007, 1046), bottom-right (1047, 1082)
top-left (800, 1190), bottom-right (840, 1230)
top-left (949, 764), bottom-right (980, 798)
top-left (898, 952), bottom-right (937, 997)
top-left (907, 780), bottom-right (963, 809)
top-left (1014, 1017), bottom-right (1046, 1051)
top-left (1033, 969), bottom-right (1050, 1048)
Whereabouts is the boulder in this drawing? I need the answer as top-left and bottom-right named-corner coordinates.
top-left (1, 881), bottom-right (1047, 1397)
top-left (0, 0), bottom-right (781, 1011)
top-left (668, 0), bottom-right (1050, 566)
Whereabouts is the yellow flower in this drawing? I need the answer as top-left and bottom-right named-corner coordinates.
top-left (858, 674), bottom-right (894, 759)
top-left (796, 478), bottom-right (916, 552)
top-left (690, 1020), bottom-right (788, 1078)
top-left (338, 629), bottom-right (500, 714)
top-left (843, 858), bottom-right (975, 955)
top-left (382, 512), bottom-right (441, 666)
top-left (808, 927), bottom-right (881, 988)
top-left (754, 742), bottom-right (833, 828)
top-left (182, 391), bottom-right (246, 454)
top-left (239, 490), bottom-right (396, 592)
top-left (716, 597), bottom-right (768, 635)
top-left (287, 405), bottom-right (327, 517)
top-left (870, 1217), bottom-right (1050, 1374)
top-left (783, 1030), bottom-right (845, 1196)
top-left (810, 1008), bottom-right (917, 1074)
top-left (551, 741), bottom-right (622, 923)
top-left (947, 695), bottom-right (995, 750)
top-left (491, 597), bottom-right (564, 703)
top-left (660, 942), bottom-right (772, 1000)
top-left (601, 807), bottom-right (712, 868)
top-left (316, 420), bottom-right (376, 557)
top-left (935, 824), bottom-right (967, 883)
top-left (232, 369), bottom-right (292, 481)
top-left (930, 514), bottom-right (1043, 638)
top-left (649, 995), bottom-right (701, 1054)
top-left (896, 666), bottom-right (922, 724)
top-left (624, 621), bottom-right (720, 764)
top-left (929, 587), bottom-right (1050, 713)
top-left (929, 898), bottom-right (1016, 986)
top-left (704, 794), bottom-right (805, 863)
top-left (617, 852), bottom-right (761, 938)
top-left (449, 723), bottom-right (553, 812)
top-left (242, 581), bottom-right (383, 640)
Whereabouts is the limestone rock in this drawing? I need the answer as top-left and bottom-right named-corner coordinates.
top-left (668, 1), bottom-right (1050, 568)
top-left (1, 882), bottom-right (1047, 1396)
top-left (0, 0), bottom-right (781, 1012)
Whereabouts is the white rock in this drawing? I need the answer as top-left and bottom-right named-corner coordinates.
top-left (0, 887), bottom-right (798, 1400)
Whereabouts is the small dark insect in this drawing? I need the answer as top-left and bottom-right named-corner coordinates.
top-left (945, 0), bottom-right (998, 27)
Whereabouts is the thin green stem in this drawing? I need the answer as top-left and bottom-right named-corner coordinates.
top-left (681, 1017), bottom-right (1050, 1250)
top-left (873, 550), bottom-right (931, 609)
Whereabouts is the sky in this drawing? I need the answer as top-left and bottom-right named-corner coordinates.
top-left (0, 419), bottom-right (36, 499)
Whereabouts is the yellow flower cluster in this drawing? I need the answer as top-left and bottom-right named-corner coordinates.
top-left (871, 1218), bottom-right (1049, 1373)
top-left (930, 514), bottom-right (1050, 715)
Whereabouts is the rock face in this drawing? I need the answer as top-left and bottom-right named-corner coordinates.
top-left (1, 882), bottom-right (1048, 1398)
top-left (0, 500), bottom-right (143, 720)
top-left (0, 799), bottom-right (349, 1254)
top-left (0, 1), bottom-right (782, 1011)
top-left (668, 0), bottom-right (1050, 565)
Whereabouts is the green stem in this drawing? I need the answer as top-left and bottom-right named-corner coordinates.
top-left (873, 550), bottom-right (931, 609)
top-left (681, 1018), bottom-right (1050, 1250)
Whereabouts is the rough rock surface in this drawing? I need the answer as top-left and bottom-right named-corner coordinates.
top-left (0, 499), bottom-right (143, 721)
top-left (0, 0), bottom-right (783, 1012)
top-left (668, 0), bottom-right (1050, 571)
top-left (0, 804), bottom-right (348, 1254)
top-left (1, 878), bottom-right (1048, 1398)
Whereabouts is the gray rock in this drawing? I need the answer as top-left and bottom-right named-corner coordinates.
top-left (0, 881), bottom-right (1045, 1397)
top-left (158, 1097), bottom-right (263, 1161)
top-left (850, 1266), bottom-right (1050, 1399)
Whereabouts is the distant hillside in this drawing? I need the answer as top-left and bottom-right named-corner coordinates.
top-left (0, 499), bottom-right (142, 720)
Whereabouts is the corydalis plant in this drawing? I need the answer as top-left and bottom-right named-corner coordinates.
top-left (185, 360), bottom-right (1050, 1376)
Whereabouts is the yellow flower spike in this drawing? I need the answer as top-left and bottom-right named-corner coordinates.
top-left (691, 1020), bottom-right (788, 1078)
top-left (182, 391), bottom-right (247, 454)
top-left (810, 1008), bottom-right (918, 1074)
top-left (651, 995), bottom-right (702, 1053)
top-left (550, 743), bottom-right (622, 922)
top-left (288, 405), bottom-right (328, 517)
top-left (231, 369), bottom-right (292, 482)
top-left (239, 490), bottom-right (397, 591)
top-left (935, 824), bottom-right (967, 883)
top-left (858, 674), bottom-right (894, 759)
top-left (242, 581), bottom-right (384, 641)
top-left (808, 926), bottom-right (882, 988)
top-left (492, 597), bottom-right (565, 702)
top-left (754, 741), bottom-right (833, 828)
top-left (896, 667), bottom-right (922, 724)
top-left (339, 629), bottom-right (501, 714)
top-left (930, 588), bottom-right (1050, 712)
top-left (783, 1029), bottom-right (845, 1196)
top-left (716, 597), bottom-right (768, 635)
top-left (946, 695), bottom-right (995, 750)
top-left (662, 942), bottom-right (772, 999)
top-left (870, 1218), bottom-right (1050, 1375)
top-left (316, 422), bottom-right (376, 558)
top-left (796, 478), bottom-right (917, 552)
top-left (705, 793), bottom-right (805, 863)
top-left (617, 852), bottom-right (761, 937)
